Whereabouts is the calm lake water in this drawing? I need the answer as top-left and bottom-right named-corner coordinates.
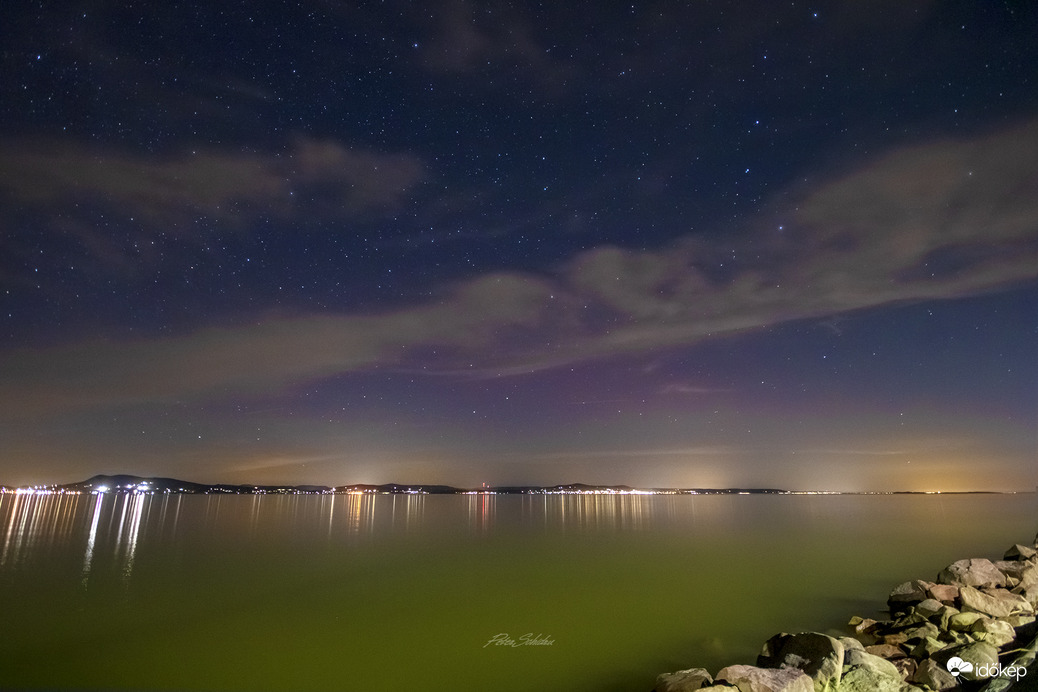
top-left (1, 491), bottom-right (1036, 691)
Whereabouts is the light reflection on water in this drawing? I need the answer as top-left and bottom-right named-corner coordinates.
top-left (1, 492), bottom-right (91, 568)
top-left (1, 492), bottom-right (189, 581)
top-left (3, 490), bottom-right (1034, 575)
top-left (81, 492), bottom-right (103, 582)
top-left (1, 489), bottom-right (758, 584)
top-left (3, 490), bottom-right (1031, 576)
top-left (468, 492), bottom-right (494, 534)
top-left (0, 491), bottom-right (1035, 692)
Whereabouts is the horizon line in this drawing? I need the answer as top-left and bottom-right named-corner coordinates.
top-left (1, 473), bottom-right (1032, 496)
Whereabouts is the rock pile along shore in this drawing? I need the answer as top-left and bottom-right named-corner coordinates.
top-left (654, 536), bottom-right (1038, 691)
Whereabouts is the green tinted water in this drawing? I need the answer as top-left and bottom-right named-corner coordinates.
top-left (1, 492), bottom-right (1035, 691)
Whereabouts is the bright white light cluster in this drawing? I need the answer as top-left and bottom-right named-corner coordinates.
top-left (1, 487), bottom-right (81, 495)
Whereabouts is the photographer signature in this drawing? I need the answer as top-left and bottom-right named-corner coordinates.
top-left (483, 633), bottom-right (555, 648)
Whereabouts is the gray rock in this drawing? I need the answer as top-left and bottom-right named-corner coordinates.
top-left (715, 664), bottom-right (813, 692)
top-left (864, 643), bottom-right (905, 660)
top-left (909, 635), bottom-right (947, 658)
top-left (1016, 562), bottom-right (1038, 588)
top-left (654, 667), bottom-right (714, 692)
top-left (846, 616), bottom-right (878, 638)
top-left (948, 611), bottom-right (985, 631)
top-left (994, 559), bottom-right (1038, 585)
top-left (837, 664), bottom-right (902, 692)
top-left (891, 613), bottom-right (928, 630)
top-left (968, 617), bottom-right (1016, 647)
top-left (914, 598), bottom-right (943, 617)
top-left (1005, 543), bottom-right (1038, 560)
top-left (959, 584), bottom-right (1034, 618)
top-left (910, 658), bottom-right (957, 690)
top-left (927, 583), bottom-right (959, 603)
top-left (933, 604), bottom-right (960, 632)
top-left (1005, 613), bottom-right (1036, 628)
top-left (887, 579), bottom-right (932, 607)
top-left (938, 629), bottom-right (974, 646)
top-left (879, 631), bottom-right (909, 647)
top-left (757, 632), bottom-right (844, 692)
top-left (932, 641), bottom-right (999, 683)
top-left (1015, 583), bottom-right (1038, 607)
top-left (899, 621), bottom-right (940, 642)
top-left (837, 636), bottom-right (864, 652)
top-left (843, 649), bottom-right (903, 681)
top-left (891, 656), bottom-right (917, 681)
top-left (937, 558), bottom-right (1007, 588)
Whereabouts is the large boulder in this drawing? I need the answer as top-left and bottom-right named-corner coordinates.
top-left (757, 632), bottom-right (843, 692)
top-left (654, 667), bottom-right (714, 692)
top-left (959, 584), bottom-right (1034, 618)
top-left (937, 558), bottom-right (1007, 588)
top-left (715, 664), bottom-right (813, 692)
top-left (1004, 543), bottom-right (1037, 561)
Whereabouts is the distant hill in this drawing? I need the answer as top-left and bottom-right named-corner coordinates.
top-left (61, 474), bottom-right (332, 495)
top-left (4, 476), bottom-right (1007, 496)
top-left (42, 474), bottom-right (793, 496)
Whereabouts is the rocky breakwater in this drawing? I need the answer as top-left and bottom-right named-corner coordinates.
top-left (653, 538), bottom-right (1038, 691)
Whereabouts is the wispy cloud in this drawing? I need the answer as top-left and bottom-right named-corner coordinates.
top-left (2, 120), bottom-right (1036, 418)
top-left (0, 136), bottom-right (423, 261)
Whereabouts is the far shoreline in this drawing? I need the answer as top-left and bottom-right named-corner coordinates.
top-left (0, 472), bottom-right (1032, 496)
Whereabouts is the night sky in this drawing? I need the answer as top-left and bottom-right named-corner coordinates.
top-left (2, 1), bottom-right (1036, 491)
